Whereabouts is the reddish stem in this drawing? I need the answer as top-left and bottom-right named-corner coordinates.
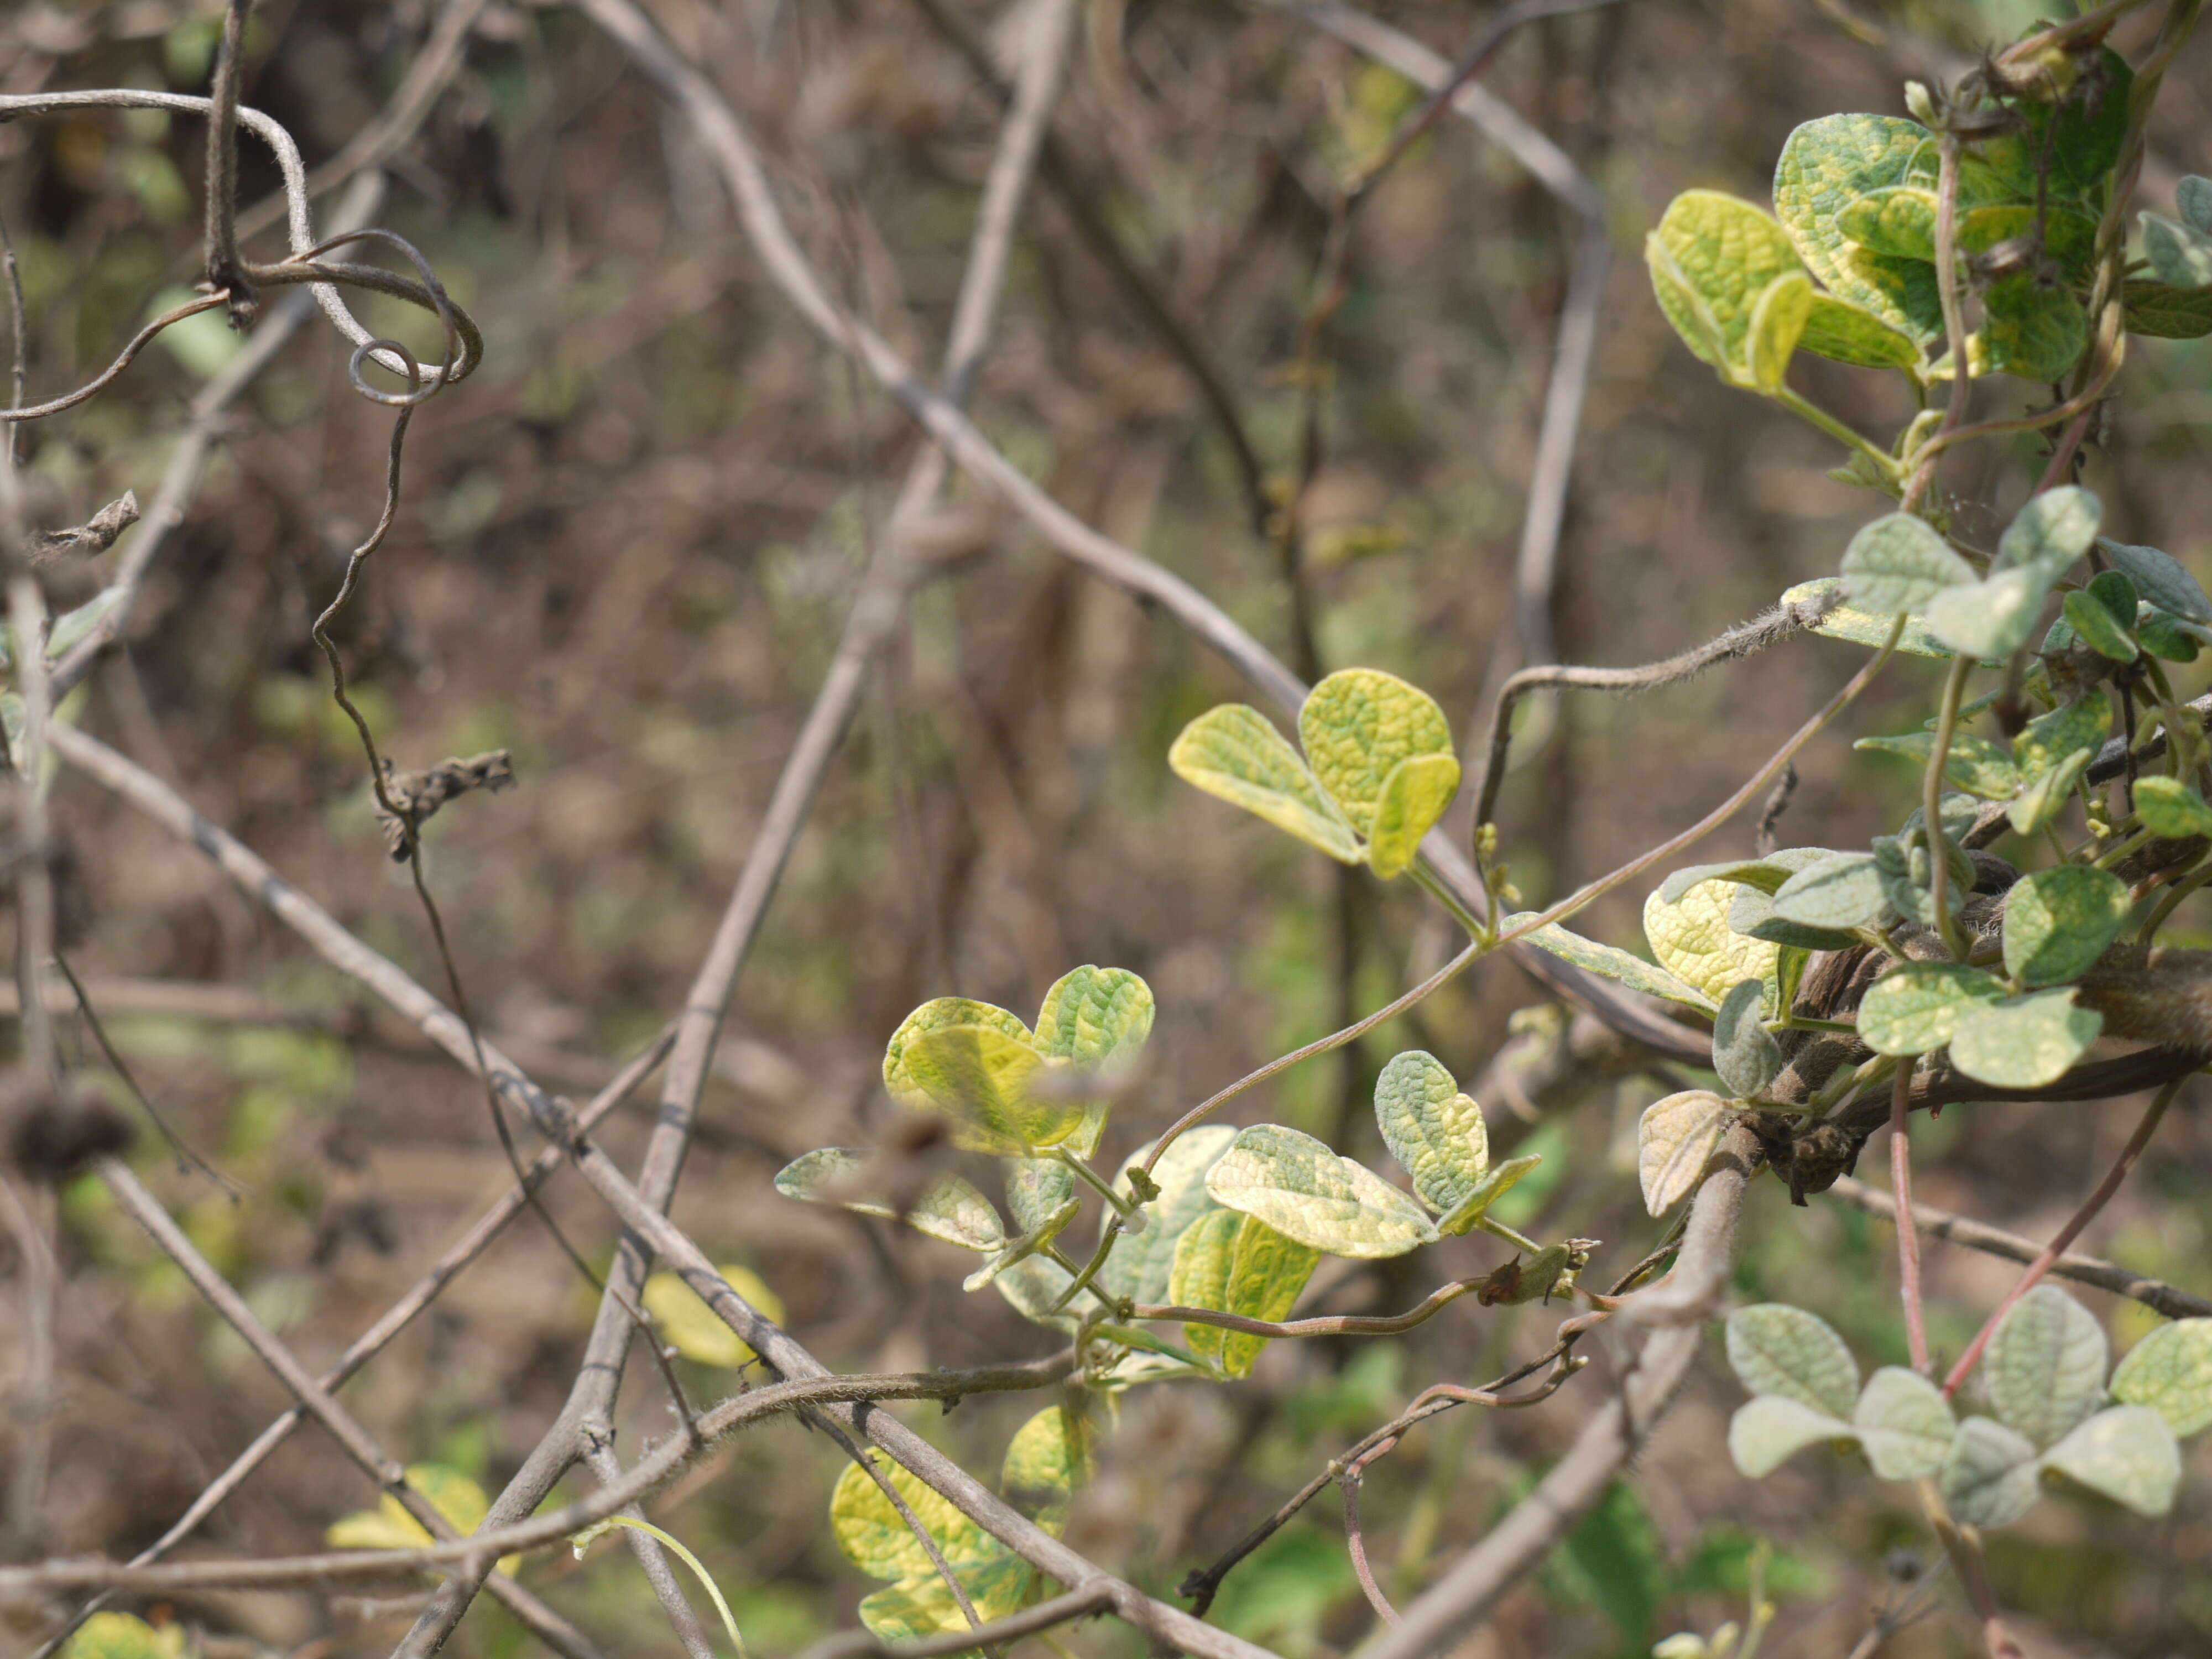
top-left (1892, 1058), bottom-right (1930, 1372)
top-left (1342, 1475), bottom-right (1400, 1625)
top-left (1942, 1079), bottom-right (2180, 1399)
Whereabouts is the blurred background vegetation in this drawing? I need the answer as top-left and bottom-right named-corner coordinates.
top-left (3, 0), bottom-right (2211, 1654)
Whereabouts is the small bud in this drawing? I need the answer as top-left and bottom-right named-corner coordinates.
top-left (1903, 81), bottom-right (1938, 127)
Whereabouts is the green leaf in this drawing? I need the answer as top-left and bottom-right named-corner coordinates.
top-left (1923, 562), bottom-right (2061, 659)
top-left (1798, 291), bottom-right (1922, 368)
top-left (1031, 965), bottom-right (1154, 1156)
top-left (2043, 1405), bottom-right (2182, 1517)
top-left (2122, 279), bottom-right (2212, 339)
top-left (1646, 236), bottom-right (1733, 369)
top-left (1730, 880), bottom-right (1858, 952)
top-left (1726, 1302), bottom-right (1860, 1418)
top-left (1643, 879), bottom-right (1781, 1007)
top-left (1637, 1089), bottom-right (1733, 1217)
top-left (1745, 270), bottom-right (1813, 392)
top-left (1432, 1153), bottom-right (1543, 1237)
top-left (2003, 865), bottom-right (2130, 987)
top-left (1856, 962), bottom-right (2007, 1055)
top-left (1297, 668), bottom-right (1454, 837)
top-left (641, 1265), bottom-right (785, 1368)
top-left (2099, 540), bottom-right (2212, 624)
top-left (45, 588), bottom-right (124, 662)
top-left (832, 1456), bottom-right (1000, 1582)
top-left (1949, 989), bottom-right (2102, 1088)
top-left (2110, 1318), bottom-right (2212, 1438)
top-left (1854, 731), bottom-right (2020, 800)
top-left (2024, 701), bottom-right (2107, 785)
top-left (1940, 1416), bottom-right (2043, 1529)
top-left (2183, 176), bottom-right (2212, 237)
top-left (2062, 587), bottom-right (2138, 662)
top-left (2008, 746), bottom-right (2093, 836)
top-left (2142, 212), bottom-right (2212, 289)
top-left (1658, 856), bottom-right (1805, 904)
top-left (2129, 774), bottom-right (2212, 838)
top-left (1998, 486), bottom-right (2101, 574)
top-left (1782, 578), bottom-right (1963, 659)
top-left (1982, 275), bottom-right (2088, 383)
top-left (1169, 703), bottom-right (1361, 863)
top-left (774, 1149), bottom-right (1010, 1253)
top-left (1099, 1125), bottom-right (1237, 1306)
top-left (993, 1253), bottom-right (1078, 1331)
top-left (1205, 1124), bottom-right (1439, 1259)
top-left (1872, 830), bottom-right (1969, 929)
top-left (1372, 1050), bottom-right (1488, 1217)
top-left (2138, 604), bottom-right (2204, 664)
top-left (1366, 752), bottom-right (1461, 879)
top-left (1854, 1365), bottom-right (1957, 1480)
top-left (1987, 1283), bottom-right (2109, 1449)
top-left (1834, 185), bottom-right (1942, 259)
top-left (1839, 514), bottom-right (1975, 613)
top-left (1645, 190), bottom-right (1809, 376)
top-left (1506, 914), bottom-right (1717, 1014)
top-left (60, 1614), bottom-right (193, 1659)
top-left (858, 1554), bottom-right (1036, 1650)
top-left (1004, 1158), bottom-right (1076, 1235)
top-left (1167, 1209), bottom-right (1321, 1378)
top-left (903, 1024), bottom-right (1086, 1154)
top-left (884, 998), bottom-right (1034, 1107)
top-left (1712, 978), bottom-right (1782, 1100)
top-left (1772, 114), bottom-right (1944, 341)
top-left (1728, 1394), bottom-right (1853, 1479)
top-left (1000, 1406), bottom-right (1094, 1532)
top-left (2085, 568), bottom-right (2140, 629)
top-left (1770, 851), bottom-right (1888, 932)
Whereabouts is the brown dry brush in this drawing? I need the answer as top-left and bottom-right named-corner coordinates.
top-left (0, 3), bottom-right (2210, 1659)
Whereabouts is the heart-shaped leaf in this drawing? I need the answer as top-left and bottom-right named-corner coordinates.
top-left (904, 1024), bottom-right (1087, 1154)
top-left (1923, 563), bottom-right (2061, 660)
top-left (1772, 114), bottom-right (1943, 341)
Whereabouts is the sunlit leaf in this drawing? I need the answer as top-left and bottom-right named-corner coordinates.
top-left (1772, 114), bottom-right (1943, 341)
top-left (1638, 1090), bottom-right (1733, 1217)
top-left (1997, 486), bottom-right (2101, 574)
top-left (831, 1458), bottom-right (999, 1582)
top-left (2002, 865), bottom-right (2130, 988)
top-left (1206, 1124), bottom-right (1438, 1259)
top-left (1782, 578), bottom-right (1961, 659)
top-left (1505, 914), bottom-right (1717, 1014)
top-left (1296, 668), bottom-right (1455, 837)
top-left (327, 1464), bottom-right (518, 1577)
top-left (1745, 270), bottom-right (1813, 392)
top-left (1770, 851), bottom-right (1887, 932)
top-left (1839, 514), bottom-right (1975, 613)
top-left (2132, 775), bottom-right (2212, 839)
top-left (1643, 879), bottom-right (1781, 1008)
top-left (1371, 1049), bottom-right (1488, 1217)
top-left (774, 1147), bottom-right (1008, 1254)
top-left (1799, 291), bottom-right (1922, 368)
top-left (1949, 990), bottom-right (2102, 1089)
top-left (60, 1614), bottom-right (192, 1659)
top-left (1856, 962), bottom-right (2006, 1056)
top-left (1645, 191), bottom-right (1809, 379)
top-left (641, 1264), bottom-right (784, 1368)
top-left (1167, 1209), bottom-right (1321, 1378)
top-left (1365, 752), bottom-right (1461, 879)
top-left (1099, 1126), bottom-right (1238, 1306)
top-left (1000, 1406), bottom-right (1094, 1533)
top-left (857, 1554), bottom-right (1036, 1650)
top-left (883, 998), bottom-right (1033, 1107)
top-left (1168, 703), bottom-right (1361, 863)
top-left (904, 1024), bottom-right (1086, 1154)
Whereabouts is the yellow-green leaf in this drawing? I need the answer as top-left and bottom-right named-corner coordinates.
top-left (857, 1554), bottom-right (1037, 1651)
top-left (1981, 276), bottom-right (2088, 383)
top-left (1000, 1406), bottom-right (1095, 1532)
top-left (1371, 1050), bottom-right (1487, 1217)
top-left (1772, 114), bottom-right (1944, 342)
top-left (1206, 1123), bottom-right (1438, 1259)
top-left (642, 1264), bottom-right (784, 1368)
top-left (1798, 291), bottom-right (1922, 369)
top-left (1297, 668), bottom-right (1454, 837)
top-left (62, 1614), bottom-right (192, 1659)
top-left (1099, 1125), bottom-right (1238, 1306)
top-left (1032, 965), bottom-right (1154, 1156)
top-left (903, 1024), bottom-right (1084, 1154)
top-left (1642, 878), bottom-right (1781, 1008)
top-left (1366, 752), bottom-right (1461, 878)
top-left (1637, 1089), bottom-right (1734, 1216)
top-left (884, 997), bottom-right (1032, 1107)
top-left (2002, 866), bottom-right (2130, 988)
top-left (327, 1464), bottom-right (519, 1576)
top-left (1504, 914), bottom-right (1716, 1013)
top-left (2133, 775), bottom-right (2212, 838)
top-left (774, 1147), bottom-right (1008, 1253)
top-left (1168, 703), bottom-right (1361, 863)
top-left (1646, 191), bottom-right (1807, 377)
top-left (1746, 271), bottom-right (1813, 392)
top-left (831, 1459), bottom-right (999, 1582)
top-left (1167, 1208), bottom-right (1321, 1379)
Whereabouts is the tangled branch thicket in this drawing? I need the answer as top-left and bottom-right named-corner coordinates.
top-left (3, 1), bottom-right (2211, 1657)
